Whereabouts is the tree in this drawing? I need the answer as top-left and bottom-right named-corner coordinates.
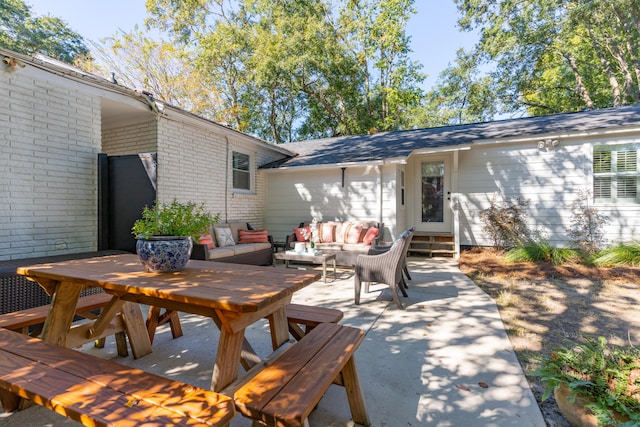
top-left (78, 28), bottom-right (226, 121)
top-left (414, 49), bottom-right (498, 127)
top-left (145, 0), bottom-right (424, 142)
top-left (446, 0), bottom-right (640, 117)
top-left (0, 0), bottom-right (88, 63)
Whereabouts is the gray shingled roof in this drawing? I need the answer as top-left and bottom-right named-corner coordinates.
top-left (261, 104), bottom-right (640, 169)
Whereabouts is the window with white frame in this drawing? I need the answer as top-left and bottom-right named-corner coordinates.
top-left (232, 151), bottom-right (251, 191)
top-left (593, 144), bottom-right (639, 203)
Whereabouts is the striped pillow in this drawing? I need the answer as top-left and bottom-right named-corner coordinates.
top-left (238, 229), bottom-right (269, 243)
top-left (198, 233), bottom-right (216, 250)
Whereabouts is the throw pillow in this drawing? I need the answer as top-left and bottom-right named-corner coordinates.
top-left (198, 233), bottom-right (216, 250)
top-left (363, 227), bottom-right (379, 245)
top-left (214, 226), bottom-right (236, 247)
top-left (336, 222), bottom-right (352, 243)
top-left (345, 223), bottom-right (364, 244)
top-left (293, 226), bottom-right (311, 242)
top-left (318, 223), bottom-right (336, 243)
top-left (238, 229), bottom-right (269, 243)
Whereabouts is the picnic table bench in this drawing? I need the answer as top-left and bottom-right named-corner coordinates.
top-left (229, 322), bottom-right (370, 427)
top-left (0, 328), bottom-right (235, 426)
top-left (0, 293), bottom-right (129, 356)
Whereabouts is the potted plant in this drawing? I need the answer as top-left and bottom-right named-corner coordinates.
top-left (535, 336), bottom-right (640, 427)
top-left (131, 200), bottom-right (220, 272)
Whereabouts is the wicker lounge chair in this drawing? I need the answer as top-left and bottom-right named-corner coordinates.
top-left (354, 227), bottom-right (415, 309)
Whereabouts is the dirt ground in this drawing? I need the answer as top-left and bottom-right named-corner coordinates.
top-left (458, 247), bottom-right (640, 426)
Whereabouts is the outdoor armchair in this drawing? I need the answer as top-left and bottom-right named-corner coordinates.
top-left (354, 227), bottom-right (415, 309)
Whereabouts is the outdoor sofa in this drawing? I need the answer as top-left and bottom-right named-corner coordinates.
top-left (191, 221), bottom-right (273, 266)
top-left (285, 220), bottom-right (384, 266)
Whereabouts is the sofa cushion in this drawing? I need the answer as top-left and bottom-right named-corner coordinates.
top-left (238, 229), bottom-right (269, 243)
top-left (205, 247), bottom-right (236, 260)
top-left (227, 222), bottom-right (248, 242)
top-left (198, 233), bottom-right (216, 250)
top-left (214, 226), bottom-right (236, 247)
top-left (318, 223), bottom-right (336, 243)
top-left (293, 227), bottom-right (311, 242)
top-left (232, 242), bottom-right (271, 256)
top-left (314, 242), bottom-right (343, 251)
top-left (345, 223), bottom-right (364, 244)
top-left (341, 243), bottom-right (372, 253)
top-left (362, 227), bottom-right (379, 245)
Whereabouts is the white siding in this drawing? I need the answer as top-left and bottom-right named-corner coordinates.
top-left (457, 135), bottom-right (640, 246)
top-left (264, 163), bottom-right (397, 242)
top-left (0, 63), bottom-right (100, 259)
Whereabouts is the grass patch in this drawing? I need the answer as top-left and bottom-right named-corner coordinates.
top-left (504, 242), bottom-right (581, 265)
top-left (592, 242), bottom-right (640, 267)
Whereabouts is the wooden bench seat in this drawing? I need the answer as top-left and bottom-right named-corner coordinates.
top-left (233, 322), bottom-right (370, 427)
top-left (285, 303), bottom-right (343, 341)
top-left (0, 293), bottom-right (129, 356)
top-left (0, 328), bottom-right (235, 426)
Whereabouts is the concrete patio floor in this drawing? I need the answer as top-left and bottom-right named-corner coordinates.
top-left (0, 257), bottom-right (545, 426)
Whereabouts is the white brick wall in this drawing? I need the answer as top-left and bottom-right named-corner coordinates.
top-left (156, 117), bottom-right (279, 229)
top-left (0, 63), bottom-right (101, 260)
top-left (102, 120), bottom-right (157, 155)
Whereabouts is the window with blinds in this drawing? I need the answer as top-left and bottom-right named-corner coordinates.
top-left (593, 144), bottom-right (638, 202)
top-left (232, 151), bottom-right (251, 191)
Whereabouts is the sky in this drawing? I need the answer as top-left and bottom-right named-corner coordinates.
top-left (25, 0), bottom-right (479, 91)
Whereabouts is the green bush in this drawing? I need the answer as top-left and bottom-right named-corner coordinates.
top-left (535, 337), bottom-right (640, 426)
top-left (504, 241), bottom-right (580, 265)
top-left (131, 200), bottom-right (220, 240)
top-left (592, 242), bottom-right (640, 267)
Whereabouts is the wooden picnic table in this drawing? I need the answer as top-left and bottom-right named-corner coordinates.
top-left (17, 254), bottom-right (320, 392)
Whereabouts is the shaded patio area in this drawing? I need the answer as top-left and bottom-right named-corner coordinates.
top-left (0, 258), bottom-right (545, 426)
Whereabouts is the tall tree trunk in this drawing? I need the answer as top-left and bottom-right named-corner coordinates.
top-left (563, 53), bottom-right (595, 110)
top-left (588, 27), bottom-right (622, 106)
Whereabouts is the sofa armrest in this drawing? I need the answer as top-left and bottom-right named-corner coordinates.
top-left (285, 233), bottom-right (298, 250)
top-left (191, 243), bottom-right (208, 260)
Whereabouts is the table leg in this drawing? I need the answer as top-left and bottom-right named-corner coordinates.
top-left (120, 302), bottom-right (152, 359)
top-left (266, 306), bottom-right (289, 350)
top-left (322, 260), bottom-right (327, 283)
top-left (211, 328), bottom-right (244, 392)
top-left (40, 281), bottom-right (81, 347)
top-left (332, 258), bottom-right (337, 281)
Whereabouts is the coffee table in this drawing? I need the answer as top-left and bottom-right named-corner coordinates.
top-left (273, 251), bottom-right (337, 283)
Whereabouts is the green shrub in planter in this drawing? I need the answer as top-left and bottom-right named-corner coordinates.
top-left (535, 336), bottom-right (640, 426)
top-left (131, 200), bottom-right (220, 240)
top-left (131, 200), bottom-right (220, 272)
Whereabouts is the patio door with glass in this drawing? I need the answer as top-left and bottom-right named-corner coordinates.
top-left (415, 158), bottom-right (451, 233)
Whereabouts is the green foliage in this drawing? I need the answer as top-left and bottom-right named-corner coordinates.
top-left (0, 0), bottom-right (89, 63)
top-left (534, 337), bottom-right (640, 426)
top-left (444, 0), bottom-right (640, 119)
top-left (567, 189), bottom-right (609, 256)
top-left (504, 241), bottom-right (580, 265)
top-left (144, 0), bottom-right (424, 142)
top-left (592, 242), bottom-right (640, 267)
top-left (131, 200), bottom-right (220, 240)
top-left (479, 194), bottom-right (530, 249)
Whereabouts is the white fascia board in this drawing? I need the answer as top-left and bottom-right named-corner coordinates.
top-left (261, 159), bottom-right (386, 173)
top-left (412, 145), bottom-right (472, 155)
top-left (475, 126), bottom-right (640, 146)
